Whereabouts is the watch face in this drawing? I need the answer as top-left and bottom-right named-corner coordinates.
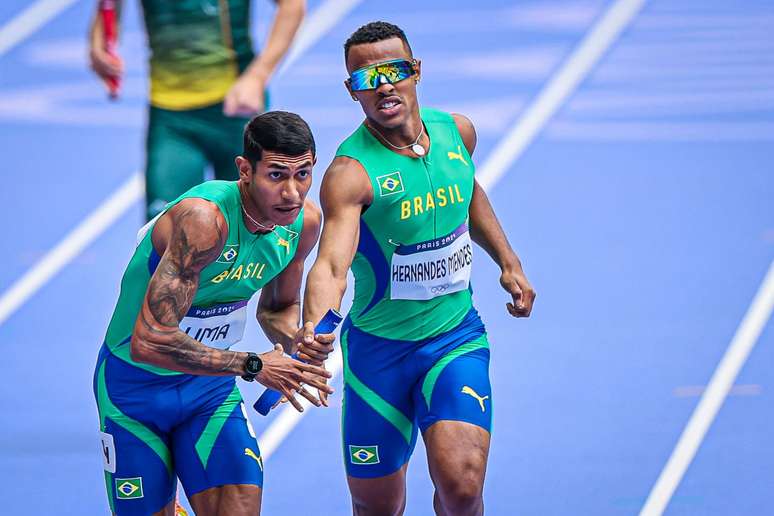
top-left (246, 354), bottom-right (262, 374)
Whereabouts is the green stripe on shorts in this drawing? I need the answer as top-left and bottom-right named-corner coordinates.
top-left (194, 383), bottom-right (242, 469)
top-left (421, 334), bottom-right (489, 408)
top-left (341, 329), bottom-right (414, 444)
top-left (96, 361), bottom-right (173, 475)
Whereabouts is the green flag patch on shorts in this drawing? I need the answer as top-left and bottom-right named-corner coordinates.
top-left (115, 477), bottom-right (144, 499)
top-left (349, 445), bottom-right (380, 465)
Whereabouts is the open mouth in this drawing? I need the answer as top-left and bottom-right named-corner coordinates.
top-left (378, 97), bottom-right (402, 112)
top-left (274, 205), bottom-right (301, 214)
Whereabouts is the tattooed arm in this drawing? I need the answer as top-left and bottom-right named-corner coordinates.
top-left (130, 198), bottom-right (333, 409)
top-left (256, 198), bottom-right (323, 354)
top-left (130, 198), bottom-right (246, 375)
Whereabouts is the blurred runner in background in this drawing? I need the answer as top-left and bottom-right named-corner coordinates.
top-left (89, 0), bottom-right (306, 220)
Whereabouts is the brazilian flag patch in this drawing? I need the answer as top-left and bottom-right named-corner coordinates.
top-left (349, 445), bottom-right (380, 465)
top-left (376, 172), bottom-right (404, 197)
top-left (115, 477), bottom-right (144, 500)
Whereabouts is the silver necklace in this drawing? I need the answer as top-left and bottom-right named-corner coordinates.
top-left (240, 198), bottom-right (277, 233)
top-left (368, 122), bottom-right (426, 157)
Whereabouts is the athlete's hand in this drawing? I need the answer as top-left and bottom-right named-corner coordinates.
top-left (295, 322), bottom-right (336, 406)
top-left (500, 267), bottom-right (536, 318)
top-left (256, 344), bottom-right (334, 412)
top-left (89, 40), bottom-right (123, 94)
top-left (223, 73), bottom-right (266, 117)
top-left (295, 322), bottom-right (336, 366)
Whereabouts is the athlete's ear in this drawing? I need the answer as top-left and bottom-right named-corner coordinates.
top-left (344, 78), bottom-right (357, 101)
top-left (413, 59), bottom-right (421, 84)
top-left (235, 156), bottom-right (254, 182)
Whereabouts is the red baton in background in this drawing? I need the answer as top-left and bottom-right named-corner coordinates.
top-left (100, 0), bottom-right (121, 99)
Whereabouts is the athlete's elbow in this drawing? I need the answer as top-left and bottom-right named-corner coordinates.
top-left (130, 334), bottom-right (160, 365)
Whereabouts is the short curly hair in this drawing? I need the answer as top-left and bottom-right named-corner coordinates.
top-left (344, 21), bottom-right (412, 63)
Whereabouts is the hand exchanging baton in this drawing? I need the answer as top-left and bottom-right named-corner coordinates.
top-left (295, 322), bottom-right (336, 406)
top-left (256, 344), bottom-right (333, 413)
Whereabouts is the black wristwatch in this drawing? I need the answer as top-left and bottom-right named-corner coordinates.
top-left (241, 352), bottom-right (263, 382)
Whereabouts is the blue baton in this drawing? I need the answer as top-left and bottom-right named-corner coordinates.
top-left (253, 309), bottom-right (343, 415)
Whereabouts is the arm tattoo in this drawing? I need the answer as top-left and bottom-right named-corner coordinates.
top-left (137, 204), bottom-right (244, 376)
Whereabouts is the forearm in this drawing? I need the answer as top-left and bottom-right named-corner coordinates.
top-left (469, 181), bottom-right (522, 272)
top-left (90, 0), bottom-right (122, 42)
top-left (132, 304), bottom-right (246, 376)
top-left (302, 262), bottom-right (347, 330)
top-left (243, 0), bottom-right (304, 82)
top-left (257, 302), bottom-right (300, 354)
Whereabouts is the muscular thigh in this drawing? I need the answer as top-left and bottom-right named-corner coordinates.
top-left (172, 378), bottom-right (264, 502)
top-left (94, 350), bottom-right (178, 515)
top-left (414, 334), bottom-right (492, 433)
top-left (341, 323), bottom-right (420, 480)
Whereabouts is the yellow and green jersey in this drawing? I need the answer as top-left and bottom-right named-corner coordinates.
top-left (103, 181), bottom-right (304, 375)
top-left (335, 108), bottom-right (477, 341)
top-left (140, 0), bottom-right (255, 110)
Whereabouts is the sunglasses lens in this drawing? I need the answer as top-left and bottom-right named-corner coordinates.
top-left (350, 60), bottom-right (414, 91)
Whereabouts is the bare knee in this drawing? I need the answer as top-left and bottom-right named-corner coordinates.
top-left (189, 484), bottom-right (261, 516)
top-left (352, 495), bottom-right (406, 516)
top-left (435, 456), bottom-right (485, 515)
top-left (348, 469), bottom-right (407, 516)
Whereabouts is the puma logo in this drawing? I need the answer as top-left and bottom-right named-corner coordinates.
top-left (277, 238), bottom-right (290, 254)
top-left (461, 386), bottom-right (489, 412)
top-left (447, 145), bottom-right (468, 166)
top-left (244, 448), bottom-right (263, 470)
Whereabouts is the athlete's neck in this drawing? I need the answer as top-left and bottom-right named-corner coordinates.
top-left (366, 110), bottom-right (428, 150)
top-left (238, 181), bottom-right (275, 234)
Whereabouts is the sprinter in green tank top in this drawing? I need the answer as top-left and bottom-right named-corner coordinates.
top-left (89, 0), bottom-right (306, 220)
top-left (297, 22), bottom-right (536, 515)
top-left (93, 112), bottom-right (333, 515)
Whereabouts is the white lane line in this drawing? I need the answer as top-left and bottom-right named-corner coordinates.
top-left (259, 0), bottom-right (646, 461)
top-left (0, 0), bottom-right (79, 57)
top-left (277, 0), bottom-right (363, 76)
top-left (476, 0), bottom-right (647, 190)
top-left (0, 0), bottom-right (351, 329)
top-left (640, 260), bottom-right (774, 516)
top-left (0, 173), bottom-right (143, 326)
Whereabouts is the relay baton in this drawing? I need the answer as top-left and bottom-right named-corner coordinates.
top-left (100, 0), bottom-right (121, 99)
top-left (253, 309), bottom-right (343, 415)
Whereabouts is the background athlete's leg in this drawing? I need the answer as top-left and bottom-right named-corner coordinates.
top-left (197, 103), bottom-right (249, 181)
top-left (415, 338), bottom-right (493, 515)
top-left (145, 106), bottom-right (208, 220)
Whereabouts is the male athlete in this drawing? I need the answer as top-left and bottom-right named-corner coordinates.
top-left (94, 111), bottom-right (333, 515)
top-left (297, 22), bottom-right (536, 515)
top-left (89, 0), bottom-right (306, 220)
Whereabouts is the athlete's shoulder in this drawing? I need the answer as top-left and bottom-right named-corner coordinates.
top-left (153, 197), bottom-right (227, 260)
top-left (450, 113), bottom-right (477, 155)
top-left (421, 107), bottom-right (455, 125)
top-left (321, 155), bottom-right (373, 207)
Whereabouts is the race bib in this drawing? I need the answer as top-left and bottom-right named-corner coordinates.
top-left (100, 431), bottom-right (116, 473)
top-left (390, 223), bottom-right (473, 301)
top-left (179, 300), bottom-right (248, 349)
